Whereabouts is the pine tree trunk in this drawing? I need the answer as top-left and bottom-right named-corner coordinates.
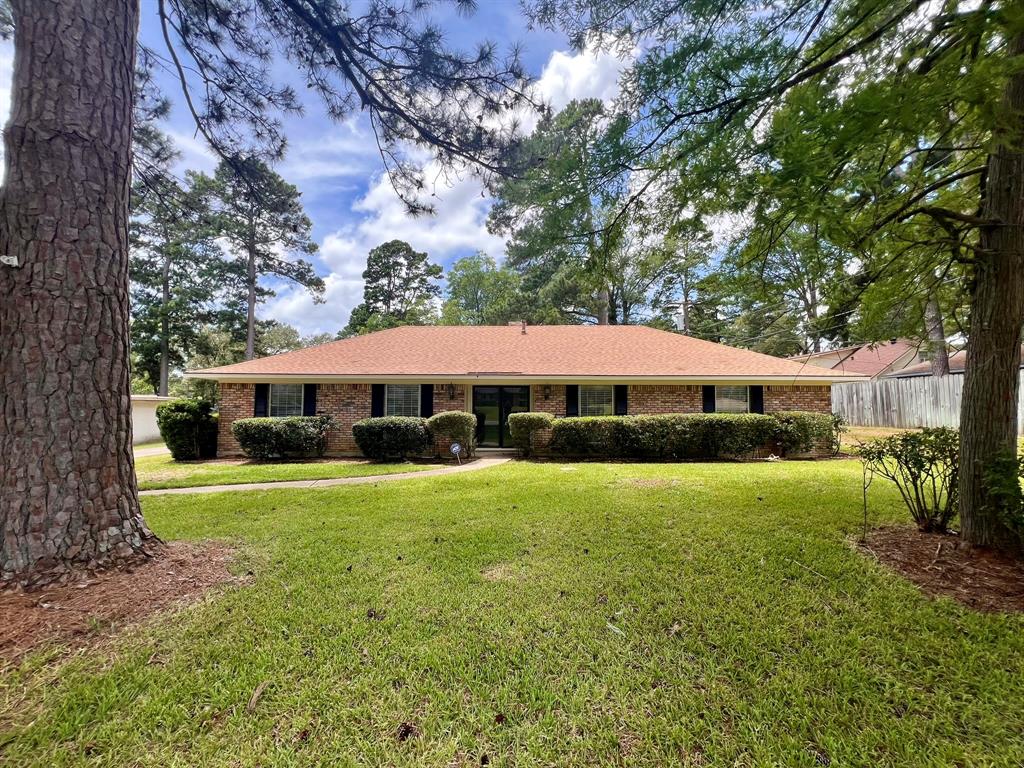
top-left (245, 249), bottom-right (257, 360)
top-left (958, 33), bottom-right (1024, 553)
top-left (159, 248), bottom-right (171, 397)
top-left (0, 0), bottom-right (156, 587)
top-left (924, 292), bottom-right (949, 377)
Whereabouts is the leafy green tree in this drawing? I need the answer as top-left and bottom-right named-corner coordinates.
top-left (530, 0), bottom-right (1024, 552)
top-left (489, 99), bottom-right (631, 324)
top-left (192, 159), bottom-right (323, 359)
top-left (342, 240), bottom-right (442, 336)
top-left (130, 147), bottom-right (227, 395)
top-left (257, 322), bottom-right (338, 355)
top-left (441, 253), bottom-right (522, 325)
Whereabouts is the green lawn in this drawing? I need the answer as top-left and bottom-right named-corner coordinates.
top-left (3, 460), bottom-right (1023, 766)
top-left (132, 439), bottom-right (167, 452)
top-left (134, 454), bottom-right (442, 490)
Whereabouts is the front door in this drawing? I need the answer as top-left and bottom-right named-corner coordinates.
top-left (472, 386), bottom-right (530, 447)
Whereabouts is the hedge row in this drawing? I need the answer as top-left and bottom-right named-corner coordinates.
top-left (352, 411), bottom-right (477, 461)
top-left (231, 416), bottom-right (333, 459)
top-left (529, 411), bottom-right (840, 460)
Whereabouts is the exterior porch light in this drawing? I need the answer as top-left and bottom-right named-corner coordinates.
top-left (447, 383), bottom-right (456, 400)
top-left (543, 385), bottom-right (552, 399)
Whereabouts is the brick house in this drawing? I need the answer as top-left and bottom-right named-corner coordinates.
top-left (187, 324), bottom-right (864, 456)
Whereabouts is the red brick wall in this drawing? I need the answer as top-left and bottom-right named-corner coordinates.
top-left (530, 384), bottom-right (566, 417)
top-left (764, 385), bottom-right (831, 414)
top-left (217, 383), bottom-right (255, 455)
top-left (627, 385), bottom-right (703, 414)
top-left (318, 383), bottom-right (372, 453)
top-left (433, 384), bottom-right (468, 414)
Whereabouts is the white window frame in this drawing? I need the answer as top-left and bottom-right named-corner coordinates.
top-left (269, 383), bottom-right (304, 417)
top-left (715, 385), bottom-right (750, 414)
top-left (385, 384), bottom-right (421, 417)
top-left (580, 385), bottom-right (614, 417)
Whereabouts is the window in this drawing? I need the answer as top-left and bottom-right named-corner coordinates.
top-left (715, 385), bottom-right (749, 413)
top-left (270, 384), bottom-right (303, 417)
top-left (386, 384), bottom-right (420, 417)
top-left (580, 385), bottom-right (614, 417)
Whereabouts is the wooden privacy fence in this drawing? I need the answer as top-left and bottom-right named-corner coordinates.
top-left (832, 372), bottom-right (1024, 435)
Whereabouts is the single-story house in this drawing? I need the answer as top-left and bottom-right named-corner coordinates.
top-left (788, 339), bottom-right (923, 379)
top-left (187, 324), bottom-right (864, 455)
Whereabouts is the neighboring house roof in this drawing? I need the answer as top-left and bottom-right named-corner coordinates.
top-left (187, 325), bottom-right (865, 383)
top-left (789, 339), bottom-right (921, 378)
top-left (887, 346), bottom-right (1024, 378)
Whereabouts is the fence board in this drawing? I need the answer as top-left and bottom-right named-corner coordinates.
top-left (832, 373), bottom-right (1024, 434)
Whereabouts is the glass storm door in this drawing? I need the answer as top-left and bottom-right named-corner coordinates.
top-left (472, 386), bottom-right (530, 447)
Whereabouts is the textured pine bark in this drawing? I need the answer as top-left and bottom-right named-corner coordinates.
top-left (0, 0), bottom-right (157, 587)
top-left (958, 33), bottom-right (1024, 553)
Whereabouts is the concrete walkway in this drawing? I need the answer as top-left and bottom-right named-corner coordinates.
top-left (139, 457), bottom-right (512, 496)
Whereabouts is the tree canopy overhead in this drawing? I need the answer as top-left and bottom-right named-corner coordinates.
top-left (525, 0), bottom-right (1024, 551)
top-left (154, 0), bottom-right (537, 213)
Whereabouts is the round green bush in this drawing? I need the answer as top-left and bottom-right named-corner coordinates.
top-left (156, 398), bottom-right (218, 461)
top-left (352, 416), bottom-right (431, 461)
top-left (507, 412), bottom-right (554, 456)
top-left (231, 415), bottom-right (333, 459)
top-left (771, 411), bottom-right (844, 456)
top-left (426, 411), bottom-right (477, 457)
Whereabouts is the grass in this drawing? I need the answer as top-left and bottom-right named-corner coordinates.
top-left (841, 425), bottom-right (919, 453)
top-left (134, 453), bottom-right (443, 490)
top-left (132, 440), bottom-right (167, 452)
top-left (3, 460), bottom-right (1023, 766)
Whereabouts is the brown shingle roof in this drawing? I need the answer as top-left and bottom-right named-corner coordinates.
top-left (887, 346), bottom-right (1024, 378)
top-left (189, 325), bottom-right (865, 381)
top-left (790, 339), bottom-right (919, 377)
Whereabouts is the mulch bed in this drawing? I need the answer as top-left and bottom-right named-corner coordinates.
top-left (859, 526), bottom-right (1024, 613)
top-left (0, 542), bottom-right (238, 665)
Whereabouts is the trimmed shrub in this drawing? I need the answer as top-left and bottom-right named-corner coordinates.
top-left (547, 413), bottom-right (779, 460)
top-left (507, 412), bottom-right (554, 456)
top-left (426, 411), bottom-right (477, 457)
top-left (771, 411), bottom-right (844, 456)
top-left (860, 427), bottom-right (959, 532)
top-left (156, 398), bottom-right (218, 461)
top-left (231, 416), bottom-right (333, 459)
top-left (352, 416), bottom-right (431, 461)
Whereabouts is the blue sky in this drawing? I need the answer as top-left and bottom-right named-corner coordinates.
top-left (0, 1), bottom-right (633, 336)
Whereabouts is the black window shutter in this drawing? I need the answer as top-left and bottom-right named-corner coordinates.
top-left (254, 384), bottom-right (269, 417)
top-left (750, 385), bottom-right (764, 414)
top-left (371, 384), bottom-right (385, 417)
top-left (566, 385), bottom-right (579, 417)
top-left (420, 384), bottom-right (434, 418)
top-left (303, 384), bottom-right (318, 416)
top-left (614, 385), bottom-right (628, 416)
top-left (702, 385), bottom-right (716, 413)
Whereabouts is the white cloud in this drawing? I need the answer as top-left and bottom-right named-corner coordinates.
top-left (165, 128), bottom-right (218, 175)
top-left (280, 120), bottom-right (375, 183)
top-left (266, 42), bottom-right (635, 335)
top-left (536, 46), bottom-right (630, 111)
